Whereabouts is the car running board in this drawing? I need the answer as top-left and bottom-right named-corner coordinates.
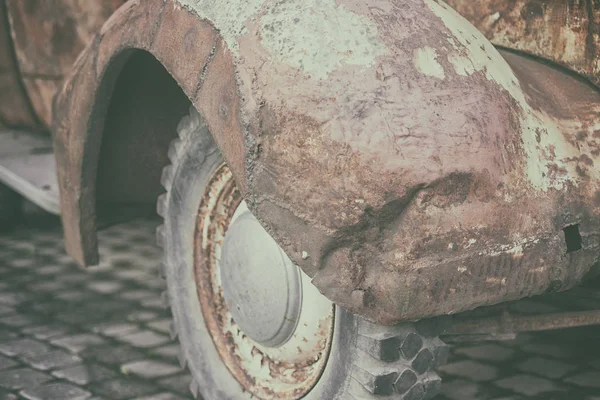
top-left (0, 129), bottom-right (60, 215)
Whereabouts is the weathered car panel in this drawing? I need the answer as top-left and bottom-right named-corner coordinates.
top-left (54, 0), bottom-right (600, 324)
top-left (0, 3), bottom-right (38, 127)
top-left (445, 0), bottom-right (600, 88)
top-left (5, 0), bottom-right (125, 127)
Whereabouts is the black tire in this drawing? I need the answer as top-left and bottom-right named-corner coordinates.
top-left (157, 105), bottom-right (449, 400)
top-left (0, 184), bottom-right (22, 231)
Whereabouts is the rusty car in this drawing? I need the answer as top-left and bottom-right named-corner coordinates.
top-left (1, 0), bottom-right (599, 399)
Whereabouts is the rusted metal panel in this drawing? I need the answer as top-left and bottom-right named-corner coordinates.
top-left (5, 0), bottom-right (125, 127)
top-left (55, 0), bottom-right (600, 324)
top-left (445, 0), bottom-right (600, 87)
top-left (53, 0), bottom-right (221, 266)
top-left (0, 2), bottom-right (38, 127)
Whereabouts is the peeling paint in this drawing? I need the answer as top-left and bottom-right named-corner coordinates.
top-left (424, 0), bottom-right (580, 191)
top-left (414, 47), bottom-right (445, 79)
top-left (176, 0), bottom-right (386, 79)
top-left (175, 0), bottom-right (264, 51)
top-left (259, 0), bottom-right (387, 79)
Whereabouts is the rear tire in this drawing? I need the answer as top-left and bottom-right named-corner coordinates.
top-left (157, 105), bottom-right (449, 399)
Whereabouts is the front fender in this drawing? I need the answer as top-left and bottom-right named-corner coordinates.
top-left (55, 0), bottom-right (600, 324)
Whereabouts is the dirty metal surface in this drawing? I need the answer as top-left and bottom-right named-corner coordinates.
top-left (0, 130), bottom-right (59, 214)
top-left (54, 0), bottom-right (600, 324)
top-left (0, 2), bottom-right (38, 128)
top-left (446, 0), bottom-right (600, 88)
top-left (5, 0), bottom-right (125, 127)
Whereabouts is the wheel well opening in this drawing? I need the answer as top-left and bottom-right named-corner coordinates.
top-left (95, 50), bottom-right (191, 224)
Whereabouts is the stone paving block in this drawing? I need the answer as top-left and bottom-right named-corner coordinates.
top-left (20, 350), bottom-right (82, 370)
top-left (58, 275), bottom-right (89, 285)
top-left (120, 331), bottom-right (169, 348)
top-left (121, 290), bottom-right (158, 301)
top-left (158, 374), bottom-right (193, 396)
top-left (0, 294), bottom-right (26, 307)
top-left (127, 311), bottom-right (161, 323)
top-left (51, 334), bottom-right (106, 353)
top-left (113, 269), bottom-right (153, 281)
top-left (53, 290), bottom-right (91, 301)
top-left (20, 382), bottom-right (91, 400)
top-left (0, 331), bottom-right (16, 343)
top-left (565, 371), bottom-right (600, 388)
top-left (121, 360), bottom-right (181, 379)
top-left (0, 388), bottom-right (17, 400)
top-left (0, 368), bottom-right (52, 390)
top-left (90, 322), bottom-right (138, 337)
top-left (0, 355), bottom-right (17, 371)
top-left (87, 281), bottom-right (123, 294)
top-left (141, 297), bottom-right (165, 309)
top-left (439, 379), bottom-right (481, 400)
top-left (454, 344), bottom-right (516, 363)
top-left (516, 356), bottom-right (576, 379)
top-left (133, 393), bottom-right (189, 400)
top-left (90, 377), bottom-right (158, 400)
top-left (27, 281), bottom-right (68, 292)
top-left (0, 315), bottom-right (39, 328)
top-left (493, 374), bottom-right (560, 396)
top-left (142, 280), bottom-right (166, 290)
top-left (151, 345), bottom-right (179, 362)
top-left (21, 325), bottom-right (69, 340)
top-left (519, 343), bottom-right (572, 360)
top-left (52, 364), bottom-right (116, 385)
top-left (0, 339), bottom-right (50, 357)
top-left (0, 306), bottom-right (14, 316)
top-left (148, 320), bottom-right (171, 335)
top-left (438, 360), bottom-right (499, 382)
top-left (35, 265), bottom-right (68, 276)
top-left (81, 345), bottom-right (144, 365)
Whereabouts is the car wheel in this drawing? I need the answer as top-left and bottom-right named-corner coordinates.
top-left (157, 105), bottom-right (449, 400)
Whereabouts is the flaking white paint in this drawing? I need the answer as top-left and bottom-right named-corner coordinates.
top-left (259, 0), bottom-right (387, 79)
top-left (176, 0), bottom-right (265, 51)
top-left (414, 47), bottom-right (445, 79)
top-left (425, 0), bottom-right (580, 191)
top-left (176, 0), bottom-right (387, 80)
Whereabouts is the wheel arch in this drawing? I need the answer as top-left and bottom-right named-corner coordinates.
top-left (53, 0), bottom-right (243, 266)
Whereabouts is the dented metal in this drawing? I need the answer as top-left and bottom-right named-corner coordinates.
top-left (49, 0), bottom-right (600, 324)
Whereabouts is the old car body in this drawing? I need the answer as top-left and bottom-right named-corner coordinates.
top-left (1, 0), bottom-right (599, 326)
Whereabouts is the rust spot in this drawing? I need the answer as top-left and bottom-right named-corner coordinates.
top-left (594, 190), bottom-right (600, 206)
top-left (419, 172), bottom-right (473, 208)
top-left (580, 154), bottom-right (594, 165)
top-left (521, 1), bottom-right (545, 19)
top-left (51, 17), bottom-right (77, 55)
top-left (577, 131), bottom-right (588, 141)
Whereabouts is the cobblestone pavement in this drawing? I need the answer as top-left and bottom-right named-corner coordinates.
top-left (0, 217), bottom-right (599, 399)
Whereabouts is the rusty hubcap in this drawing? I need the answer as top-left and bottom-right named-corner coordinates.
top-left (194, 164), bottom-right (334, 399)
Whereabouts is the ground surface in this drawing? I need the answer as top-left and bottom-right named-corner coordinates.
top-left (0, 217), bottom-right (599, 399)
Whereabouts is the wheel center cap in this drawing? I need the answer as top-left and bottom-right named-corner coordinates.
top-left (220, 210), bottom-right (302, 347)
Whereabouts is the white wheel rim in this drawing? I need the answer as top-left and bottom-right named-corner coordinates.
top-left (193, 164), bottom-right (334, 399)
